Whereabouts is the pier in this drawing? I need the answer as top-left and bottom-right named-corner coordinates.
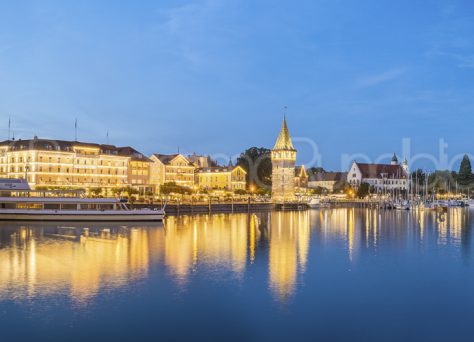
top-left (134, 200), bottom-right (309, 216)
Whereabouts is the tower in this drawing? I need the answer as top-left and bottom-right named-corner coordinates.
top-left (401, 157), bottom-right (409, 174)
top-left (271, 116), bottom-right (296, 203)
top-left (391, 153), bottom-right (398, 165)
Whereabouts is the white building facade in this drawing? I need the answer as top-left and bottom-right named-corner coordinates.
top-left (347, 155), bottom-right (409, 192)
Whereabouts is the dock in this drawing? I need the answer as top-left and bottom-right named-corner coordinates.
top-left (134, 201), bottom-right (309, 216)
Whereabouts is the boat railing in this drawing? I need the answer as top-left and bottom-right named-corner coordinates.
top-left (2, 189), bottom-right (86, 199)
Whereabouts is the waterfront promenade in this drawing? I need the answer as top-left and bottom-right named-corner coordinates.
top-left (132, 198), bottom-right (404, 215)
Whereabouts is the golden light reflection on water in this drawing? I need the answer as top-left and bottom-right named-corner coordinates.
top-left (268, 211), bottom-right (310, 302)
top-left (0, 208), bottom-right (471, 306)
top-left (0, 224), bottom-right (162, 306)
top-left (163, 214), bottom-right (251, 283)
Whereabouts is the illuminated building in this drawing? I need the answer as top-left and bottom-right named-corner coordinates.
top-left (294, 165), bottom-right (309, 189)
top-left (187, 153), bottom-right (216, 168)
top-left (347, 154), bottom-right (409, 191)
top-left (308, 172), bottom-right (347, 192)
top-left (271, 117), bottom-right (296, 202)
top-left (115, 146), bottom-right (152, 193)
top-left (0, 137), bottom-right (151, 191)
top-left (196, 165), bottom-right (247, 191)
top-left (150, 154), bottom-right (195, 191)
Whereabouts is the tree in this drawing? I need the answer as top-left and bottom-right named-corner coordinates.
top-left (124, 186), bottom-right (139, 196)
top-left (311, 187), bottom-right (327, 195)
top-left (411, 169), bottom-right (426, 186)
top-left (112, 187), bottom-right (126, 197)
top-left (159, 182), bottom-right (192, 195)
top-left (356, 182), bottom-right (370, 198)
top-left (428, 170), bottom-right (457, 194)
top-left (333, 180), bottom-right (350, 194)
top-left (458, 154), bottom-right (473, 188)
top-left (309, 167), bottom-right (325, 174)
top-left (236, 147), bottom-right (272, 190)
top-left (90, 187), bottom-right (103, 197)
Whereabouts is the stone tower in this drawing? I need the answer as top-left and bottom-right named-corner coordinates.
top-left (271, 116), bottom-right (296, 203)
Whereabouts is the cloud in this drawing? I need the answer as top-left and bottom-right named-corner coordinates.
top-left (356, 68), bottom-right (407, 88)
top-left (157, 0), bottom-right (228, 69)
top-left (428, 49), bottom-right (474, 69)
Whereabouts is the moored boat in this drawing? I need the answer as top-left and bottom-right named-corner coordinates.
top-left (394, 200), bottom-right (411, 210)
top-left (0, 196), bottom-right (165, 221)
top-left (0, 179), bottom-right (164, 222)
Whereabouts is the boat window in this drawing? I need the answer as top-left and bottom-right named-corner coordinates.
top-left (2, 203), bottom-right (16, 209)
top-left (98, 204), bottom-right (114, 210)
top-left (80, 204), bottom-right (97, 210)
top-left (61, 204), bottom-right (78, 210)
top-left (44, 203), bottom-right (61, 210)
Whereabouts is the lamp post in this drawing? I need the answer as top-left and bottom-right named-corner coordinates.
top-left (248, 184), bottom-right (255, 212)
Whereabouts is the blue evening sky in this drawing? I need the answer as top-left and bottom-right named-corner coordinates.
top-left (0, 0), bottom-right (473, 171)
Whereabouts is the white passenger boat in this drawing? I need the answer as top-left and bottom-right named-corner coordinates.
top-left (0, 179), bottom-right (164, 222)
top-left (0, 197), bottom-right (164, 221)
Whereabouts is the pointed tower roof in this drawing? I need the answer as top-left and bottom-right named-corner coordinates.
top-left (273, 117), bottom-right (296, 151)
top-left (391, 153), bottom-right (398, 162)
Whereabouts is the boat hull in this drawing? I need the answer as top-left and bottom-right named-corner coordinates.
top-left (0, 209), bottom-right (164, 222)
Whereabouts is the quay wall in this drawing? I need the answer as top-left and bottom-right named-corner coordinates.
top-left (133, 202), bottom-right (308, 216)
top-left (132, 199), bottom-right (393, 216)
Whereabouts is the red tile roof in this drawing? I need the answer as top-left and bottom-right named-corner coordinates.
top-left (356, 163), bottom-right (407, 179)
top-left (309, 172), bottom-right (347, 182)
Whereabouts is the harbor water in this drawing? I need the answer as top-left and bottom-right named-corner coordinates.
top-left (1, 208), bottom-right (474, 341)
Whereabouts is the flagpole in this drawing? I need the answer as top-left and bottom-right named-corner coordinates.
top-left (75, 118), bottom-right (77, 141)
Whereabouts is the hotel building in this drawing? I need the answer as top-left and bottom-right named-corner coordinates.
top-left (196, 165), bottom-right (247, 191)
top-left (150, 154), bottom-right (196, 191)
top-left (0, 137), bottom-right (151, 192)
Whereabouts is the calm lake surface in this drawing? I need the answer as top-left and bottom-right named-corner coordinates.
top-left (1, 208), bottom-right (474, 341)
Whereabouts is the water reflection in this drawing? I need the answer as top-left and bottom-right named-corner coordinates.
top-left (0, 208), bottom-right (472, 307)
top-left (313, 207), bottom-right (472, 262)
top-left (0, 223), bottom-right (162, 306)
top-left (164, 214), bottom-right (251, 283)
top-left (268, 211), bottom-right (310, 302)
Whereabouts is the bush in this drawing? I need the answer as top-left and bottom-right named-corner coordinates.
top-left (160, 182), bottom-right (192, 195)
